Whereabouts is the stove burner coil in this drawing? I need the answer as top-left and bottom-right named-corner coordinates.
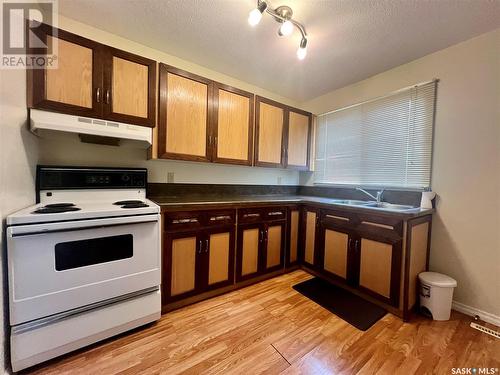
top-left (33, 207), bottom-right (82, 214)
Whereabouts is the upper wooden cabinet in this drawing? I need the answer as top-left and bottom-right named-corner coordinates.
top-left (155, 64), bottom-right (311, 170)
top-left (254, 96), bottom-right (287, 168)
top-left (254, 96), bottom-right (312, 169)
top-left (158, 64), bottom-right (211, 161)
top-left (286, 109), bottom-right (312, 170)
top-left (28, 25), bottom-right (102, 118)
top-left (157, 64), bottom-right (254, 165)
top-left (102, 48), bottom-right (156, 126)
top-left (212, 83), bottom-right (254, 166)
top-left (28, 24), bottom-right (156, 128)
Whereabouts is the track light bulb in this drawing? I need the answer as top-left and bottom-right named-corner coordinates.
top-left (248, 9), bottom-right (262, 26)
top-left (279, 20), bottom-right (294, 37)
top-left (297, 47), bottom-right (307, 60)
top-left (297, 38), bottom-right (308, 60)
top-left (248, 1), bottom-right (267, 26)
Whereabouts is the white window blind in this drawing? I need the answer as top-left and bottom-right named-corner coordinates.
top-left (314, 81), bottom-right (436, 189)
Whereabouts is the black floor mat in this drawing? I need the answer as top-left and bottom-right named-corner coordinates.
top-left (293, 277), bottom-right (387, 331)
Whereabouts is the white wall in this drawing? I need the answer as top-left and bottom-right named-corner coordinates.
top-left (38, 138), bottom-right (299, 185)
top-left (0, 66), bottom-right (39, 373)
top-left (303, 29), bottom-right (500, 318)
top-left (37, 15), bottom-right (301, 186)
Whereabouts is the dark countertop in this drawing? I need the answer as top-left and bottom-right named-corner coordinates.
top-left (149, 194), bottom-right (434, 219)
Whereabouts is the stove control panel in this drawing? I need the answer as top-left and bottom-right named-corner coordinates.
top-left (37, 166), bottom-right (147, 194)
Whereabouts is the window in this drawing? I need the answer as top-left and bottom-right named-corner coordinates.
top-left (314, 81), bottom-right (436, 189)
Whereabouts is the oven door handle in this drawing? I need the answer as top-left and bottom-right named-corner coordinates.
top-left (7, 214), bottom-right (160, 238)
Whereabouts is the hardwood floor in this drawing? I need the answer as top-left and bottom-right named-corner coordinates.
top-left (26, 270), bottom-right (499, 375)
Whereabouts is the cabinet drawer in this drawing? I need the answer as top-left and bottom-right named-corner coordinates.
top-left (320, 209), bottom-right (353, 229)
top-left (264, 207), bottom-right (287, 221)
top-left (355, 213), bottom-right (403, 240)
top-left (164, 211), bottom-right (204, 231)
top-left (238, 208), bottom-right (267, 224)
top-left (205, 210), bottom-right (236, 227)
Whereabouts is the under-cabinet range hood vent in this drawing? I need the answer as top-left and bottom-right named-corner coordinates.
top-left (29, 109), bottom-right (152, 148)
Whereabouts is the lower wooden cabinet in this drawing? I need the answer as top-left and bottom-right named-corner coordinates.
top-left (302, 207), bottom-right (320, 268)
top-left (236, 223), bottom-right (261, 281)
top-left (263, 222), bottom-right (286, 273)
top-left (315, 208), bottom-right (403, 307)
top-left (163, 226), bottom-right (235, 304)
top-left (163, 230), bottom-right (201, 303)
top-left (161, 204), bottom-right (420, 315)
top-left (286, 208), bottom-right (300, 267)
top-left (321, 227), bottom-right (351, 284)
top-left (356, 235), bottom-right (402, 306)
top-left (236, 220), bottom-right (286, 282)
top-left (206, 228), bottom-right (235, 290)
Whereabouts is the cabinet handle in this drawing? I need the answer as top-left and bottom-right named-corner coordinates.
top-left (268, 211), bottom-right (283, 216)
top-left (205, 239), bottom-right (209, 253)
top-left (243, 213), bottom-right (260, 218)
top-left (198, 240), bottom-right (203, 254)
top-left (355, 239), bottom-right (359, 252)
top-left (348, 238), bottom-right (352, 251)
top-left (172, 218), bottom-right (198, 224)
top-left (325, 214), bottom-right (349, 222)
top-left (105, 89), bottom-right (110, 104)
top-left (96, 88), bottom-right (101, 103)
top-left (209, 215), bottom-right (231, 221)
top-left (259, 230), bottom-right (263, 243)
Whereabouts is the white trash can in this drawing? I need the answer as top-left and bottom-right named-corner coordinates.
top-left (418, 272), bottom-right (457, 321)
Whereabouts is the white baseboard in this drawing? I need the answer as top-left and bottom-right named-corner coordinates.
top-left (452, 301), bottom-right (500, 327)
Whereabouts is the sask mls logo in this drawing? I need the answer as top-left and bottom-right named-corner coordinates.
top-left (1, 0), bottom-right (58, 69)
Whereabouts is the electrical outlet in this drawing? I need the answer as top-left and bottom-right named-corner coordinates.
top-left (167, 172), bottom-right (174, 183)
top-left (277, 176), bottom-right (282, 185)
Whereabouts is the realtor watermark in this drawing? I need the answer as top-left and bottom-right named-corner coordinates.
top-left (1, 0), bottom-right (58, 69)
top-left (451, 368), bottom-right (499, 374)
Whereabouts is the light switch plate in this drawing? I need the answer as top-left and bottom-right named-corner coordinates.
top-left (277, 176), bottom-right (282, 185)
top-left (167, 172), bottom-right (174, 183)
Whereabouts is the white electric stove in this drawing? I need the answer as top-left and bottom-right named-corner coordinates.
top-left (6, 166), bottom-right (162, 372)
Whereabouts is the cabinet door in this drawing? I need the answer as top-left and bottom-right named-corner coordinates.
top-left (163, 231), bottom-right (203, 304)
top-left (356, 236), bottom-right (402, 306)
top-left (286, 109), bottom-right (311, 170)
top-left (204, 227), bottom-right (235, 291)
top-left (263, 222), bottom-right (285, 273)
top-left (103, 48), bottom-right (156, 127)
top-left (254, 96), bottom-right (286, 168)
top-left (302, 208), bottom-right (319, 268)
top-left (28, 25), bottom-right (103, 118)
top-left (236, 223), bottom-right (262, 282)
top-left (321, 227), bottom-right (351, 284)
top-left (212, 84), bottom-right (254, 166)
top-left (158, 64), bottom-right (211, 162)
top-left (286, 208), bottom-right (300, 267)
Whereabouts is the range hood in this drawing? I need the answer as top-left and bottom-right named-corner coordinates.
top-left (29, 109), bottom-right (152, 148)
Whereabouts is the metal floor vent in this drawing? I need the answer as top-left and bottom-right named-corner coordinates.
top-left (470, 322), bottom-right (500, 339)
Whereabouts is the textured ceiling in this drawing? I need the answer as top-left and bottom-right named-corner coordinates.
top-left (58, 0), bottom-right (500, 102)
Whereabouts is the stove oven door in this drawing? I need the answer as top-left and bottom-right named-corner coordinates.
top-left (7, 214), bottom-right (161, 325)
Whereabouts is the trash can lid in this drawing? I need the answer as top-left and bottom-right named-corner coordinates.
top-left (418, 272), bottom-right (457, 287)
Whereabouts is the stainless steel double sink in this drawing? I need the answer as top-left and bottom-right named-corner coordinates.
top-left (328, 199), bottom-right (418, 212)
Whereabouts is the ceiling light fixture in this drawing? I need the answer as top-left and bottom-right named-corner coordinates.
top-left (248, 0), bottom-right (308, 60)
